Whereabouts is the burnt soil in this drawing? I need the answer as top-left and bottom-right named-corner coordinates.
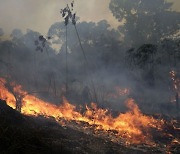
top-left (0, 99), bottom-right (179, 154)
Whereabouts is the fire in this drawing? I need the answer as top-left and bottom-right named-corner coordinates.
top-left (169, 70), bottom-right (180, 107)
top-left (170, 70), bottom-right (180, 93)
top-left (107, 86), bottom-right (130, 99)
top-left (0, 78), bottom-right (164, 144)
top-left (84, 100), bottom-right (163, 144)
top-left (115, 86), bottom-right (130, 96)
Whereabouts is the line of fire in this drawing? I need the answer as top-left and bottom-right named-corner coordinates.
top-left (0, 1), bottom-right (180, 153)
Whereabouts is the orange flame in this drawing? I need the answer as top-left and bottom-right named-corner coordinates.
top-left (107, 86), bottom-right (130, 99)
top-left (170, 70), bottom-right (180, 92)
top-left (0, 78), bottom-right (164, 144)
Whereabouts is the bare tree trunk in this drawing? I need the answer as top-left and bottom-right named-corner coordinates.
top-left (15, 96), bottom-right (22, 113)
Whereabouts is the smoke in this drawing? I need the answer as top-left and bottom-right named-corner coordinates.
top-left (0, 0), bottom-right (180, 116)
top-left (0, 0), bottom-right (179, 36)
top-left (0, 0), bottom-right (119, 36)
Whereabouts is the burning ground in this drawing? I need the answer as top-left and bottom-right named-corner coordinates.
top-left (0, 78), bottom-right (180, 153)
top-left (0, 0), bottom-right (180, 153)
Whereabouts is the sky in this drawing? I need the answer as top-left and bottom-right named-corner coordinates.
top-left (0, 0), bottom-right (179, 36)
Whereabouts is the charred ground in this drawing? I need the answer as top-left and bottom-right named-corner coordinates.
top-left (0, 99), bottom-right (147, 154)
top-left (0, 0), bottom-right (180, 153)
top-left (0, 99), bottom-right (179, 154)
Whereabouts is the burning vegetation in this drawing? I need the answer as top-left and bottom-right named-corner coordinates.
top-left (170, 70), bottom-right (180, 110)
top-left (0, 0), bottom-right (180, 153)
top-left (1, 78), bottom-right (180, 150)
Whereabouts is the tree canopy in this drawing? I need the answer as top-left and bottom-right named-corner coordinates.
top-left (109, 0), bottom-right (180, 47)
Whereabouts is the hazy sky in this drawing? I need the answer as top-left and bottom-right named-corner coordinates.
top-left (0, 0), bottom-right (179, 36)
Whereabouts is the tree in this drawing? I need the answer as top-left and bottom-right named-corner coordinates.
top-left (48, 20), bottom-right (122, 72)
top-left (161, 38), bottom-right (180, 67)
top-left (127, 44), bottom-right (158, 86)
top-left (11, 29), bottom-right (23, 39)
top-left (109, 0), bottom-right (180, 47)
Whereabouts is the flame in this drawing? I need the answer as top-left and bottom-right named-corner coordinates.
top-left (0, 78), bottom-right (164, 144)
top-left (108, 86), bottom-right (130, 99)
top-left (169, 70), bottom-right (180, 106)
top-left (170, 70), bottom-right (180, 93)
top-left (115, 86), bottom-right (130, 96)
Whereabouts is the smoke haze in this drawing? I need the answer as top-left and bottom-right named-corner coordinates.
top-left (0, 0), bottom-right (179, 35)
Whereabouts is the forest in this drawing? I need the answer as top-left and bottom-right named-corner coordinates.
top-left (0, 0), bottom-right (180, 153)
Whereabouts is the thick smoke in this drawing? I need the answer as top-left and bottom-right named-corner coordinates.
top-left (0, 0), bottom-right (180, 116)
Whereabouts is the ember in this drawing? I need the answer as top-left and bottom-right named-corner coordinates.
top-left (107, 86), bottom-right (130, 99)
top-left (170, 70), bottom-right (180, 93)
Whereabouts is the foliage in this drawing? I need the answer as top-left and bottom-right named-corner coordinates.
top-left (109, 0), bottom-right (180, 47)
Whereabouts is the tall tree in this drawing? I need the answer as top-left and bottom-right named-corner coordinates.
top-left (109, 0), bottom-right (180, 47)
